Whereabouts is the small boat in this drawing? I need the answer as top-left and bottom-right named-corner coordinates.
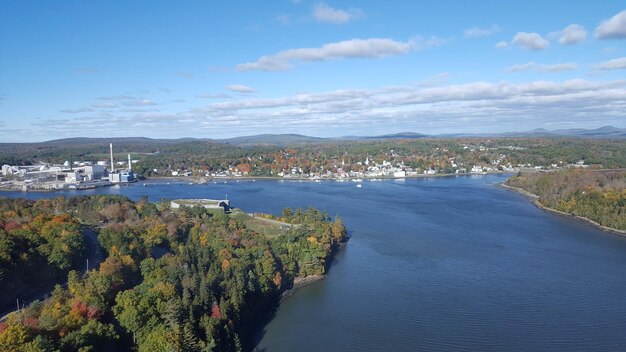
top-left (356, 184), bottom-right (362, 188)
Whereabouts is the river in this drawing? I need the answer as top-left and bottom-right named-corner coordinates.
top-left (3, 175), bottom-right (626, 351)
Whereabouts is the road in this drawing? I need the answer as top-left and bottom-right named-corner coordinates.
top-left (0, 226), bottom-right (105, 321)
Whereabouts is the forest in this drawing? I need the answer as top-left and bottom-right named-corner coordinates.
top-left (0, 195), bottom-right (347, 351)
top-left (506, 169), bottom-right (626, 231)
top-left (0, 198), bottom-right (86, 313)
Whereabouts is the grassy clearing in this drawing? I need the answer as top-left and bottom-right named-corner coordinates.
top-left (231, 211), bottom-right (290, 238)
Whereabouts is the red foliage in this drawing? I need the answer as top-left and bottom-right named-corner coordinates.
top-left (0, 322), bottom-right (7, 333)
top-left (23, 316), bottom-right (39, 329)
top-left (227, 238), bottom-right (240, 248)
top-left (4, 221), bottom-right (20, 231)
top-left (210, 304), bottom-right (222, 319)
top-left (71, 299), bottom-right (102, 320)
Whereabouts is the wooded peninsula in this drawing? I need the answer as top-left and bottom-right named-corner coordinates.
top-left (506, 169), bottom-right (626, 232)
top-left (0, 195), bottom-right (347, 351)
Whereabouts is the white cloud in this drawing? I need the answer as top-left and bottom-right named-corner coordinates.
top-left (225, 84), bottom-right (257, 93)
top-left (18, 80), bottom-right (626, 140)
top-left (553, 24), bottom-right (587, 45)
top-left (120, 99), bottom-right (157, 107)
top-left (313, 3), bottom-right (363, 24)
top-left (236, 36), bottom-right (444, 71)
top-left (97, 95), bottom-right (135, 101)
top-left (196, 93), bottom-right (232, 99)
top-left (507, 61), bottom-right (578, 73)
top-left (60, 107), bottom-right (95, 113)
top-left (76, 95), bottom-right (159, 110)
top-left (28, 79), bottom-right (626, 139)
top-left (512, 32), bottom-right (550, 51)
top-left (593, 57), bottom-right (626, 71)
top-left (596, 9), bottom-right (626, 39)
top-left (495, 41), bottom-right (510, 49)
top-left (463, 25), bottom-right (502, 38)
top-left (91, 102), bottom-right (118, 109)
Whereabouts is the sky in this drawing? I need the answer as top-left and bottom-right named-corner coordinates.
top-left (1, 0), bottom-right (626, 142)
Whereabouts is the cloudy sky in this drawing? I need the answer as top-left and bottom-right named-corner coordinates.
top-left (1, 1), bottom-right (626, 142)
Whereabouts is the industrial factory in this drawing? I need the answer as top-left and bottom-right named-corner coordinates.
top-left (0, 143), bottom-right (135, 191)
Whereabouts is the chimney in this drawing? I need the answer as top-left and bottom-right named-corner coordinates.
top-left (110, 143), bottom-right (114, 172)
top-left (128, 154), bottom-right (132, 172)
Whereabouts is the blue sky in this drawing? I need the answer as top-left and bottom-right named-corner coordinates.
top-left (1, 0), bottom-right (626, 142)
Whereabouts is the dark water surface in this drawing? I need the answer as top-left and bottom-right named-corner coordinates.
top-left (4, 175), bottom-right (626, 351)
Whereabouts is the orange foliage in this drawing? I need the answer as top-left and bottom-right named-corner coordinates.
top-left (3, 210), bottom-right (17, 218)
top-left (218, 248), bottom-right (233, 260)
top-left (221, 259), bottom-right (230, 271)
top-left (199, 233), bottom-right (209, 246)
top-left (99, 256), bottom-right (123, 276)
top-left (50, 214), bottom-right (72, 225)
top-left (237, 163), bottom-right (251, 173)
top-left (273, 272), bottom-right (282, 287)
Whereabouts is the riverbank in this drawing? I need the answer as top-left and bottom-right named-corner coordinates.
top-left (146, 170), bottom-right (512, 182)
top-left (1, 171), bottom-right (513, 194)
top-left (280, 274), bottom-right (326, 302)
top-left (500, 182), bottom-right (626, 236)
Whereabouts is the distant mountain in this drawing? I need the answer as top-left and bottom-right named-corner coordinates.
top-left (2, 127), bottom-right (624, 149)
top-left (439, 126), bottom-right (626, 139)
top-left (220, 134), bottom-right (325, 146)
top-left (551, 126), bottom-right (626, 138)
top-left (38, 137), bottom-right (205, 146)
top-left (353, 132), bottom-right (430, 140)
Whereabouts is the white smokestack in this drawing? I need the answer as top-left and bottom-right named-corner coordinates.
top-left (110, 143), bottom-right (114, 172)
top-left (128, 154), bottom-right (132, 171)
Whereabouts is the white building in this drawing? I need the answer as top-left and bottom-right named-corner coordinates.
top-left (471, 165), bottom-right (485, 174)
top-left (83, 165), bottom-right (106, 181)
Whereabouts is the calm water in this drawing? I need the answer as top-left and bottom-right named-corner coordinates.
top-left (4, 175), bottom-right (626, 351)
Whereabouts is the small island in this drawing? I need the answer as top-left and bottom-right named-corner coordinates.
top-left (0, 195), bottom-right (348, 351)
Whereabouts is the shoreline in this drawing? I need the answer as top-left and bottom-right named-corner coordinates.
top-left (280, 274), bottom-right (326, 302)
top-left (499, 182), bottom-right (626, 236)
top-left (0, 172), bottom-right (511, 193)
top-left (149, 170), bottom-right (510, 182)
